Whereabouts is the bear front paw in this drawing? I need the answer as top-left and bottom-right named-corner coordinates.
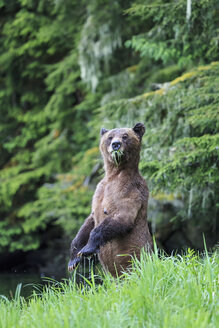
top-left (68, 257), bottom-right (81, 272)
top-left (77, 244), bottom-right (99, 257)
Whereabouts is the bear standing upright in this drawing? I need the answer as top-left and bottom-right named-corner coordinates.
top-left (68, 123), bottom-right (153, 277)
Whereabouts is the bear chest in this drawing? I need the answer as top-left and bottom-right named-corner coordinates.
top-left (92, 183), bottom-right (119, 226)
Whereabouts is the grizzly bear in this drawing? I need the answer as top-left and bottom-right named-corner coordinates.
top-left (68, 123), bottom-right (153, 277)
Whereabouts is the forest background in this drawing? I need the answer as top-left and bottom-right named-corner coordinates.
top-left (0, 0), bottom-right (218, 274)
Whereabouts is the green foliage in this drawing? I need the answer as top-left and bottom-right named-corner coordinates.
top-left (125, 0), bottom-right (219, 66)
top-left (0, 251), bottom-right (218, 327)
top-left (17, 147), bottom-right (99, 239)
top-left (0, 0), bottom-right (90, 252)
top-left (0, 0), bottom-right (218, 255)
top-left (98, 62), bottom-right (219, 247)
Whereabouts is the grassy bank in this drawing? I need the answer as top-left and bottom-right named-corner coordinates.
top-left (0, 250), bottom-right (218, 328)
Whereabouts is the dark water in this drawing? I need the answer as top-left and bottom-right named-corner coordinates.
top-left (0, 272), bottom-right (67, 299)
top-left (0, 256), bottom-right (99, 299)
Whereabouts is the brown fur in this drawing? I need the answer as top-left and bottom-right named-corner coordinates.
top-left (68, 123), bottom-right (153, 277)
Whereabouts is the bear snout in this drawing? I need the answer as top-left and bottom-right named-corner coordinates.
top-left (112, 140), bottom-right (122, 151)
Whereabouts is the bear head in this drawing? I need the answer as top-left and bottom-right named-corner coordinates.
top-left (100, 123), bottom-right (145, 169)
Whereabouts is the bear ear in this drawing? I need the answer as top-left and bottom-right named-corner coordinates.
top-left (100, 128), bottom-right (108, 136)
top-left (133, 123), bottom-right (146, 139)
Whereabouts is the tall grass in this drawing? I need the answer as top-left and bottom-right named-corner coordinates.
top-left (0, 250), bottom-right (218, 328)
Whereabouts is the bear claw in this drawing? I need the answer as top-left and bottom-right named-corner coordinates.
top-left (68, 257), bottom-right (81, 272)
top-left (68, 265), bottom-right (73, 272)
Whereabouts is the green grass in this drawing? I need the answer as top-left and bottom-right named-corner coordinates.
top-left (0, 250), bottom-right (218, 328)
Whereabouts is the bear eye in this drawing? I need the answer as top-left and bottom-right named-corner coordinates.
top-left (108, 136), bottom-right (113, 141)
top-left (122, 134), bottom-right (128, 141)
